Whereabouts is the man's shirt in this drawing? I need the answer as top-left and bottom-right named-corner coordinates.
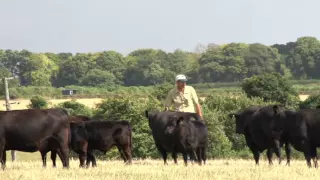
top-left (164, 85), bottom-right (199, 113)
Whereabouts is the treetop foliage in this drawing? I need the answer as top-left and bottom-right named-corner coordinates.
top-left (2, 36), bottom-right (320, 88)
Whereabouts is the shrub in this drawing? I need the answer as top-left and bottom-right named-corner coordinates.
top-left (54, 99), bottom-right (93, 116)
top-left (203, 92), bottom-right (276, 155)
top-left (151, 82), bottom-right (173, 101)
top-left (93, 95), bottom-right (162, 159)
top-left (241, 72), bottom-right (299, 107)
top-left (27, 96), bottom-right (49, 109)
top-left (299, 94), bottom-right (320, 109)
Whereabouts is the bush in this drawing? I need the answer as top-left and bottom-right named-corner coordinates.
top-left (54, 99), bottom-right (93, 116)
top-left (151, 82), bottom-right (173, 101)
top-left (299, 94), bottom-right (320, 109)
top-left (241, 72), bottom-right (299, 107)
top-left (93, 95), bottom-right (162, 159)
top-left (27, 96), bottom-right (49, 109)
top-left (202, 92), bottom-right (276, 156)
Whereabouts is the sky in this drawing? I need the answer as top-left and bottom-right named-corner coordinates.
top-left (0, 0), bottom-right (319, 55)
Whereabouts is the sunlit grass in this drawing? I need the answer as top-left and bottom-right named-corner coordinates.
top-left (1, 151), bottom-right (319, 180)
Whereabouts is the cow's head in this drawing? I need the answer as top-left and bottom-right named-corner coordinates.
top-left (165, 116), bottom-right (184, 134)
top-left (70, 121), bottom-right (88, 144)
top-left (229, 113), bottom-right (244, 134)
top-left (271, 105), bottom-right (285, 136)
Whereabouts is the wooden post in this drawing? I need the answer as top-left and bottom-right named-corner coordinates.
top-left (3, 77), bottom-right (16, 162)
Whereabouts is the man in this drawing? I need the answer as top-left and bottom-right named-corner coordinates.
top-left (164, 74), bottom-right (203, 120)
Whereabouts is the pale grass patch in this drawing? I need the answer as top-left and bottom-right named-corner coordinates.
top-left (0, 159), bottom-right (319, 180)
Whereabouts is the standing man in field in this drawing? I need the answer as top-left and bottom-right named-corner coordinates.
top-left (164, 74), bottom-right (203, 120)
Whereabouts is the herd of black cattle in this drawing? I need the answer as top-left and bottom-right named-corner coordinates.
top-left (1, 104), bottom-right (320, 170)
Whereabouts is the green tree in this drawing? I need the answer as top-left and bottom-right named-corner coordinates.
top-left (94, 51), bottom-right (126, 84)
top-left (241, 72), bottom-right (299, 106)
top-left (198, 43), bottom-right (248, 82)
top-left (80, 69), bottom-right (116, 87)
top-left (56, 53), bottom-right (94, 86)
top-left (244, 43), bottom-right (279, 77)
top-left (285, 37), bottom-right (320, 79)
top-left (20, 54), bottom-right (58, 86)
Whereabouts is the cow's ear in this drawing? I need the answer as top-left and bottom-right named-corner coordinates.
top-left (177, 116), bottom-right (184, 124)
top-left (145, 110), bottom-right (149, 118)
top-left (273, 105), bottom-right (280, 115)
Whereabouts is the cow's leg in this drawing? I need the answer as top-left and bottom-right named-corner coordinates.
top-left (182, 152), bottom-right (188, 167)
top-left (0, 139), bottom-right (5, 170)
top-left (117, 146), bottom-right (127, 163)
top-left (155, 143), bottom-right (168, 165)
top-left (11, 150), bottom-right (16, 162)
top-left (266, 148), bottom-right (273, 165)
top-left (196, 148), bottom-right (202, 165)
top-left (1, 150), bottom-right (6, 170)
top-left (202, 147), bottom-right (207, 165)
top-left (41, 152), bottom-right (47, 168)
top-left (310, 146), bottom-right (318, 168)
top-left (160, 150), bottom-right (168, 165)
top-left (123, 145), bottom-right (132, 165)
top-left (190, 149), bottom-right (198, 165)
top-left (78, 149), bottom-right (87, 168)
top-left (273, 140), bottom-right (282, 165)
top-left (285, 142), bottom-right (291, 166)
top-left (244, 134), bottom-right (260, 165)
top-left (55, 149), bottom-right (65, 168)
top-left (172, 152), bottom-right (178, 165)
top-left (51, 150), bottom-right (57, 168)
top-left (40, 146), bottom-right (50, 168)
top-left (301, 141), bottom-right (312, 168)
top-left (248, 146), bottom-right (260, 165)
top-left (86, 150), bottom-right (97, 168)
top-left (188, 151), bottom-right (194, 165)
top-left (304, 151), bottom-right (312, 168)
top-left (57, 128), bottom-right (70, 169)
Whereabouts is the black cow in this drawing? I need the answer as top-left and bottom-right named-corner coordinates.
top-left (268, 105), bottom-right (320, 168)
top-left (145, 110), bottom-right (206, 165)
top-left (47, 115), bottom-right (91, 168)
top-left (165, 115), bottom-right (208, 166)
top-left (0, 108), bottom-right (70, 169)
top-left (68, 119), bottom-right (133, 168)
top-left (229, 105), bottom-right (292, 165)
top-left (192, 119), bottom-right (208, 165)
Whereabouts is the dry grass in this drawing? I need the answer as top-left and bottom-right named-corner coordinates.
top-left (0, 157), bottom-right (319, 180)
top-left (0, 98), bottom-right (104, 110)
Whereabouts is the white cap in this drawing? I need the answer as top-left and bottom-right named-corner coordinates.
top-left (175, 74), bottom-right (187, 82)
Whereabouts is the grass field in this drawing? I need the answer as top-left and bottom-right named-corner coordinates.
top-left (0, 98), bottom-right (104, 110)
top-left (1, 157), bottom-right (319, 180)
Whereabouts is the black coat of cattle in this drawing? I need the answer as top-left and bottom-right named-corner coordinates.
top-left (0, 108), bottom-right (70, 169)
top-left (47, 115), bottom-right (90, 168)
top-left (265, 105), bottom-right (320, 168)
top-left (145, 110), bottom-right (208, 166)
top-left (59, 119), bottom-right (133, 168)
top-left (229, 105), bottom-right (292, 165)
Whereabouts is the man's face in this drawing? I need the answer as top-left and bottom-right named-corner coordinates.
top-left (176, 80), bottom-right (186, 89)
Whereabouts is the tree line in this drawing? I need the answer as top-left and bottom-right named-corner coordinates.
top-left (1, 36), bottom-right (320, 88)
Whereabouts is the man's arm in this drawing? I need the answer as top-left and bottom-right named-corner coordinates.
top-left (163, 90), bottom-right (173, 111)
top-left (191, 87), bottom-right (203, 120)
